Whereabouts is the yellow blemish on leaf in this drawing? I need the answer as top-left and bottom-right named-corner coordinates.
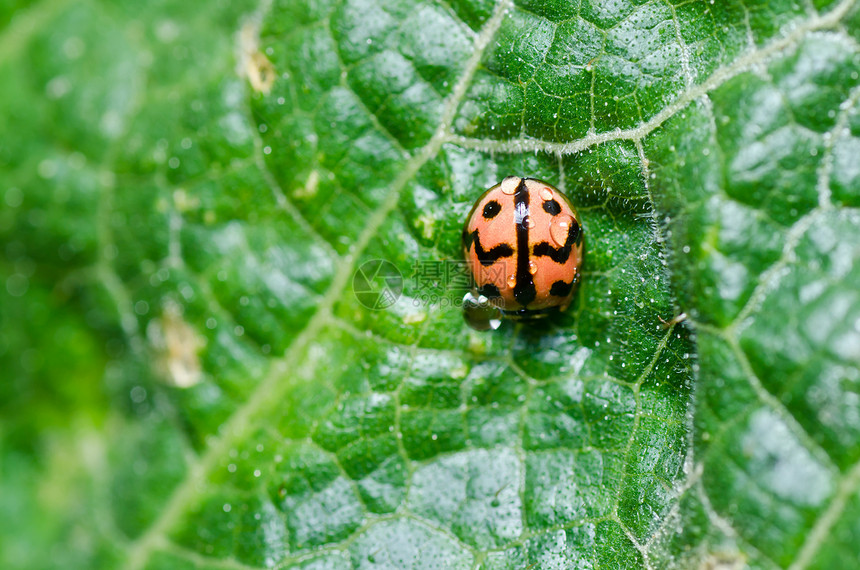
top-left (295, 170), bottom-right (319, 199)
top-left (403, 310), bottom-right (427, 325)
top-left (172, 188), bottom-right (199, 212)
top-left (237, 21), bottom-right (275, 95)
top-left (147, 301), bottom-right (205, 388)
top-left (416, 213), bottom-right (435, 240)
top-left (467, 331), bottom-right (489, 354)
top-left (450, 363), bottom-right (469, 380)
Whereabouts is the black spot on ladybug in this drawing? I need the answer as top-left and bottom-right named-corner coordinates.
top-left (478, 283), bottom-right (501, 299)
top-left (533, 218), bottom-right (580, 264)
top-left (470, 230), bottom-right (514, 267)
top-left (570, 219), bottom-right (582, 246)
top-left (482, 200), bottom-right (501, 219)
top-left (533, 242), bottom-right (569, 263)
top-left (542, 199), bottom-right (561, 215)
top-left (549, 280), bottom-right (573, 297)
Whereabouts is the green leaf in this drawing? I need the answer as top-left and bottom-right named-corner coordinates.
top-left (1, 0), bottom-right (858, 569)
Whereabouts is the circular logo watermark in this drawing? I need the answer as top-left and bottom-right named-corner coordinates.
top-left (353, 259), bottom-right (403, 310)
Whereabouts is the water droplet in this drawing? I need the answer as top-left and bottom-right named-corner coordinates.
top-left (550, 214), bottom-right (575, 246)
top-left (462, 292), bottom-right (502, 331)
top-left (501, 176), bottom-right (519, 194)
top-left (526, 216), bottom-right (535, 229)
top-left (540, 187), bottom-right (553, 200)
top-left (528, 260), bottom-right (538, 275)
top-left (507, 274), bottom-right (517, 288)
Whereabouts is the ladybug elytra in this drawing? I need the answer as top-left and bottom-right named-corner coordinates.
top-left (462, 176), bottom-right (583, 327)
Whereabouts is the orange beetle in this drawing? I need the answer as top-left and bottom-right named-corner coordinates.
top-left (462, 176), bottom-right (583, 321)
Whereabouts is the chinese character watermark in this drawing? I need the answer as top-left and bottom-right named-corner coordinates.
top-left (352, 259), bottom-right (510, 311)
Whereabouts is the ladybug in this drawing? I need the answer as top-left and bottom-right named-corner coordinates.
top-left (462, 176), bottom-right (583, 327)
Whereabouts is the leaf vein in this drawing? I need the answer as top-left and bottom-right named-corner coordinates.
top-left (446, 0), bottom-right (857, 157)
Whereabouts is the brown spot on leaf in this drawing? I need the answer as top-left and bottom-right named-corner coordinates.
top-left (147, 301), bottom-right (205, 387)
